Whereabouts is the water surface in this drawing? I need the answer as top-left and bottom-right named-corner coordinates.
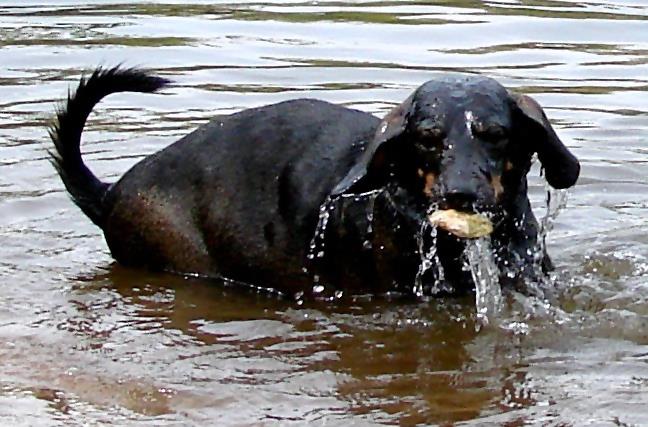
top-left (1, 1), bottom-right (648, 425)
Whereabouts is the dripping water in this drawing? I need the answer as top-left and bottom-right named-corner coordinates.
top-left (527, 177), bottom-right (570, 295)
top-left (363, 194), bottom-right (377, 250)
top-left (414, 222), bottom-right (445, 297)
top-left (306, 189), bottom-right (383, 294)
top-left (539, 186), bottom-right (569, 249)
top-left (463, 237), bottom-right (503, 329)
top-left (307, 197), bottom-right (334, 262)
top-left (535, 162), bottom-right (569, 267)
top-left (308, 190), bottom-right (384, 262)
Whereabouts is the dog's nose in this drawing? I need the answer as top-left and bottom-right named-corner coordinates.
top-left (441, 191), bottom-right (478, 212)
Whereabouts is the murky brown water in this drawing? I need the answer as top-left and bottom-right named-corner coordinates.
top-left (1, 1), bottom-right (648, 425)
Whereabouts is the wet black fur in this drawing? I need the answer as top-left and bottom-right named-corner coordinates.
top-left (50, 66), bottom-right (580, 296)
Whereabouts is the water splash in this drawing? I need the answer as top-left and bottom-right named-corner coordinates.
top-left (528, 181), bottom-right (570, 294)
top-left (539, 186), bottom-right (569, 244)
top-left (308, 190), bottom-right (383, 263)
top-left (307, 197), bottom-right (335, 261)
top-left (535, 161), bottom-right (569, 264)
top-left (464, 237), bottom-right (503, 329)
top-left (363, 194), bottom-right (377, 250)
top-left (414, 222), bottom-right (445, 297)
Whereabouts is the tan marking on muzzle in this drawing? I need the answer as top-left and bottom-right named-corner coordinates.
top-left (423, 172), bottom-right (437, 197)
top-left (491, 174), bottom-right (504, 199)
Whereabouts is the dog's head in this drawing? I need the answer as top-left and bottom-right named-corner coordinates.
top-left (332, 74), bottom-right (580, 221)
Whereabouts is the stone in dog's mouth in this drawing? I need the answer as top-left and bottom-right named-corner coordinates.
top-left (428, 209), bottom-right (494, 239)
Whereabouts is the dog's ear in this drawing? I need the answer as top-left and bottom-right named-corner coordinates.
top-left (330, 94), bottom-right (414, 197)
top-left (511, 93), bottom-right (580, 189)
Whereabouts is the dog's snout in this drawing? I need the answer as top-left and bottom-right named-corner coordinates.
top-left (436, 152), bottom-right (497, 211)
top-left (438, 170), bottom-right (496, 212)
top-left (441, 191), bottom-right (479, 212)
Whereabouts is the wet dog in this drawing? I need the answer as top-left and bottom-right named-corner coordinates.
top-left (50, 67), bottom-right (579, 296)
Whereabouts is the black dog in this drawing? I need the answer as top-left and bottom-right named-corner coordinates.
top-left (50, 67), bottom-right (579, 296)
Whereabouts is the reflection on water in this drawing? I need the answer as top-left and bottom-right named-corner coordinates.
top-left (1, 0), bottom-right (648, 425)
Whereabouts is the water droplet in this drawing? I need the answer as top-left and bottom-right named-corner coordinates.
top-left (503, 321), bottom-right (529, 335)
top-left (312, 284), bottom-right (325, 293)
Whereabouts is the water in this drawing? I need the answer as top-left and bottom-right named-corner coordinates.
top-left (2, 0), bottom-right (648, 425)
top-left (464, 237), bottom-right (503, 329)
top-left (414, 223), bottom-right (444, 298)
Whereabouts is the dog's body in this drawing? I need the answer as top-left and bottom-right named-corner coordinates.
top-left (51, 67), bottom-right (579, 296)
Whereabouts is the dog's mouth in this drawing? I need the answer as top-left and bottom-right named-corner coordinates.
top-left (380, 185), bottom-right (503, 240)
top-left (435, 192), bottom-right (498, 215)
top-left (424, 194), bottom-right (501, 240)
top-left (427, 209), bottom-right (493, 239)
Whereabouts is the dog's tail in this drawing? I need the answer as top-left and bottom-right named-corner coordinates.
top-left (49, 66), bottom-right (171, 227)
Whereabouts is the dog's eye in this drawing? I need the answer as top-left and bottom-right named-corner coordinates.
top-left (414, 139), bottom-right (443, 154)
top-left (413, 125), bottom-right (445, 154)
top-left (473, 123), bottom-right (508, 144)
top-left (416, 122), bottom-right (446, 141)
